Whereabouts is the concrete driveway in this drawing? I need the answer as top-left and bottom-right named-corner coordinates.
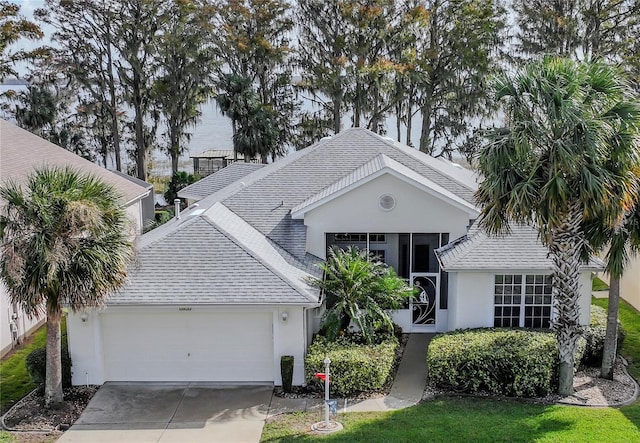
top-left (56, 382), bottom-right (273, 443)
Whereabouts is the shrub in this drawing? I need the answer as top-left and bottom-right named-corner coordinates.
top-left (25, 346), bottom-right (72, 388)
top-left (305, 335), bottom-right (399, 397)
top-left (280, 356), bottom-right (294, 393)
top-left (427, 329), bottom-right (557, 397)
top-left (307, 246), bottom-right (412, 344)
top-left (581, 304), bottom-right (626, 366)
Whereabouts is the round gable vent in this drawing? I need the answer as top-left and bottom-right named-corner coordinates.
top-left (379, 194), bottom-right (396, 211)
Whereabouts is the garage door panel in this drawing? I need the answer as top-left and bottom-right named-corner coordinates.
top-left (101, 311), bottom-right (274, 382)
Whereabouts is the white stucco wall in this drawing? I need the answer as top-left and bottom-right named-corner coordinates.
top-left (447, 270), bottom-right (593, 331)
top-left (0, 282), bottom-right (44, 358)
top-left (68, 305), bottom-right (308, 386)
top-left (303, 174), bottom-right (473, 259)
top-left (125, 200), bottom-right (144, 235)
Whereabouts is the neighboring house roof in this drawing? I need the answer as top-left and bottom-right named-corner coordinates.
top-left (178, 162), bottom-right (265, 201)
top-left (115, 128), bottom-right (479, 306)
top-left (291, 153), bottom-right (479, 219)
top-left (0, 119), bottom-right (149, 205)
top-left (111, 169), bottom-right (153, 191)
top-left (435, 222), bottom-right (605, 272)
top-left (190, 149), bottom-right (240, 159)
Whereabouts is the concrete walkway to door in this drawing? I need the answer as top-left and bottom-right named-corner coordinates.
top-left (56, 383), bottom-right (273, 443)
top-left (268, 333), bottom-right (434, 415)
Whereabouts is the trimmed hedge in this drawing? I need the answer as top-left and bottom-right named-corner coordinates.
top-left (427, 329), bottom-right (557, 397)
top-left (25, 346), bottom-right (72, 388)
top-left (305, 335), bottom-right (399, 397)
top-left (581, 304), bottom-right (626, 365)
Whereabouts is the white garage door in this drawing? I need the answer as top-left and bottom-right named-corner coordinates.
top-left (101, 310), bottom-right (274, 382)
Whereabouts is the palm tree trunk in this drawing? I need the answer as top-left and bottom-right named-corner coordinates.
top-left (550, 205), bottom-right (584, 396)
top-left (45, 309), bottom-right (63, 408)
top-left (601, 275), bottom-right (620, 379)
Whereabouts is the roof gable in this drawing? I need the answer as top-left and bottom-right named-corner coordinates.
top-left (217, 128), bottom-right (478, 257)
top-left (290, 154), bottom-right (479, 219)
top-left (111, 215), bottom-right (320, 305)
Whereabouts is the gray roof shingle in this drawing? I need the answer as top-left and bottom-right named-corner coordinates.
top-left (116, 127), bottom-right (479, 305)
top-left (111, 215), bottom-right (320, 305)
top-left (435, 223), bottom-right (605, 272)
top-left (219, 129), bottom-right (478, 258)
top-left (178, 162), bottom-right (265, 201)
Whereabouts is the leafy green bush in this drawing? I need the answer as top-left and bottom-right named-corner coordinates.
top-left (427, 329), bottom-right (557, 397)
top-left (305, 335), bottom-right (399, 397)
top-left (581, 304), bottom-right (626, 366)
top-left (307, 246), bottom-right (412, 344)
top-left (25, 346), bottom-right (72, 388)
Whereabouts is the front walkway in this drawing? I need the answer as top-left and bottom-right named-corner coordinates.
top-left (268, 333), bottom-right (434, 417)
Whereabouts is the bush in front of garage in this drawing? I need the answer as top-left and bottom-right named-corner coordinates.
top-left (427, 329), bottom-right (557, 397)
top-left (25, 346), bottom-right (73, 388)
top-left (305, 334), bottom-right (399, 397)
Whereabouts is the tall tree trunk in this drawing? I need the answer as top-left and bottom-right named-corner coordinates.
top-left (406, 94), bottom-right (414, 147)
top-left (601, 275), bottom-right (620, 379)
top-left (45, 309), bottom-right (63, 408)
top-left (332, 95), bottom-right (341, 134)
top-left (133, 71), bottom-right (147, 181)
top-left (169, 122), bottom-right (179, 175)
top-left (550, 205), bottom-right (584, 396)
top-left (354, 77), bottom-right (362, 127)
top-left (105, 23), bottom-right (122, 172)
top-left (419, 98), bottom-right (432, 153)
top-left (396, 99), bottom-right (402, 142)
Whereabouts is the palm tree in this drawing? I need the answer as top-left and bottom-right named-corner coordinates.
top-left (0, 167), bottom-right (133, 408)
top-left (308, 246), bottom-right (410, 344)
top-left (214, 74), bottom-right (256, 160)
top-left (585, 201), bottom-right (640, 379)
top-left (476, 57), bottom-right (640, 396)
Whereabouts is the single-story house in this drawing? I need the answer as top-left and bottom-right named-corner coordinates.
top-left (66, 128), bottom-right (602, 386)
top-left (0, 119), bottom-right (151, 357)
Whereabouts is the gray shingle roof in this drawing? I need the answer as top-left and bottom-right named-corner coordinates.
top-left (219, 128), bottom-right (478, 258)
top-left (0, 119), bottom-right (149, 205)
top-left (291, 154), bottom-right (478, 218)
top-left (435, 223), bottom-right (605, 272)
top-left (117, 127), bottom-right (479, 306)
top-left (110, 214), bottom-right (320, 305)
top-left (178, 162), bottom-right (265, 201)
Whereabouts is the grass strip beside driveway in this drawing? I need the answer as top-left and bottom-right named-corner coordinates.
top-left (0, 318), bottom-right (68, 414)
top-left (0, 325), bottom-right (46, 414)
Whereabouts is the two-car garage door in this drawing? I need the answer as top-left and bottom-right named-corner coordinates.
top-left (100, 310), bottom-right (274, 382)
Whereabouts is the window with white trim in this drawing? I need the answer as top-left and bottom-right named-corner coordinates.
top-left (494, 274), bottom-right (553, 328)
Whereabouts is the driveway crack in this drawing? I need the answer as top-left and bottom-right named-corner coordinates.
top-left (157, 383), bottom-right (189, 442)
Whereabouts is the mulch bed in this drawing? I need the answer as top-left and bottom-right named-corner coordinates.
top-left (3, 385), bottom-right (99, 432)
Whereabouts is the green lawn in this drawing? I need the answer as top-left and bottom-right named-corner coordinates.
top-left (592, 276), bottom-right (610, 291)
top-left (0, 318), bottom-right (67, 414)
top-left (262, 299), bottom-right (640, 442)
